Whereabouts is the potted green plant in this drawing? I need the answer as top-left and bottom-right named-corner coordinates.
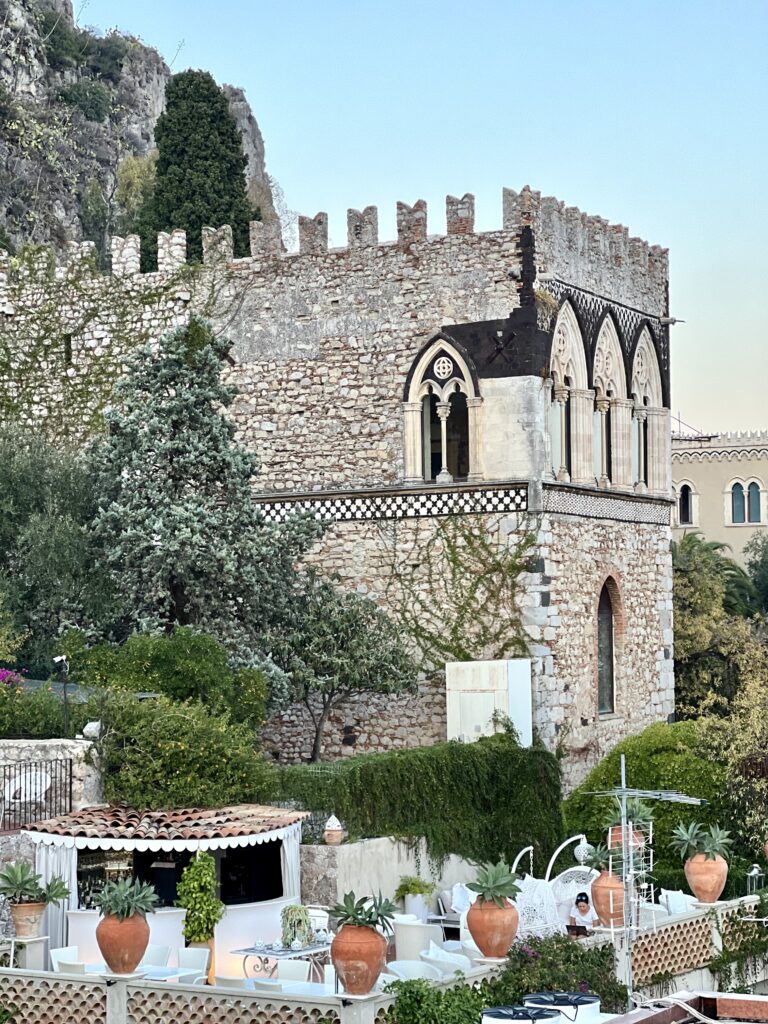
top-left (466, 860), bottom-right (521, 958)
top-left (0, 861), bottom-right (70, 938)
top-left (281, 904), bottom-right (314, 948)
top-left (96, 877), bottom-right (159, 974)
top-left (393, 875), bottom-right (434, 921)
top-left (175, 852), bottom-right (224, 985)
top-left (671, 822), bottom-right (733, 903)
top-left (603, 797), bottom-right (653, 850)
top-left (331, 891), bottom-right (396, 995)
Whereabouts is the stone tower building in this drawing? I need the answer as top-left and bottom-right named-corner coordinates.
top-left (0, 185), bottom-right (675, 786)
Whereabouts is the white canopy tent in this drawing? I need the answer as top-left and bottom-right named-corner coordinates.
top-left (23, 804), bottom-right (305, 955)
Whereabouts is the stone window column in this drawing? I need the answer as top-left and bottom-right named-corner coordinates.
top-left (569, 388), bottom-right (596, 484)
top-left (435, 401), bottom-right (453, 484)
top-left (466, 397), bottom-right (483, 483)
top-left (402, 402), bottom-right (423, 484)
top-left (554, 383), bottom-right (570, 482)
top-left (610, 398), bottom-right (634, 490)
top-left (634, 408), bottom-right (648, 494)
top-left (646, 407), bottom-right (671, 494)
top-left (596, 396), bottom-right (611, 489)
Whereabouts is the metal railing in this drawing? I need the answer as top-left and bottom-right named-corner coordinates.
top-left (0, 758), bottom-right (72, 832)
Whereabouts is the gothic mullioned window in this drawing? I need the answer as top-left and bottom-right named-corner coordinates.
top-left (631, 328), bottom-right (668, 494)
top-left (592, 316), bottom-right (630, 489)
top-left (732, 482), bottom-right (746, 524)
top-left (403, 336), bottom-right (482, 485)
top-left (748, 482), bottom-right (762, 524)
top-left (549, 302), bottom-right (590, 484)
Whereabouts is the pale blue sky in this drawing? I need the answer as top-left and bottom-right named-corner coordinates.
top-left (81, 0), bottom-right (767, 431)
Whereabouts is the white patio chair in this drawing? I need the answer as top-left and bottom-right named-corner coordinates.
top-left (50, 946), bottom-right (78, 972)
top-left (252, 979), bottom-right (283, 993)
top-left (0, 769), bottom-right (51, 827)
top-left (515, 874), bottom-right (566, 939)
top-left (140, 944), bottom-right (171, 966)
top-left (178, 946), bottom-right (210, 973)
top-left (57, 961), bottom-right (86, 974)
top-left (461, 939), bottom-right (482, 962)
top-left (215, 975), bottom-right (249, 989)
top-left (548, 867), bottom-right (599, 926)
top-left (386, 960), bottom-right (442, 981)
top-left (276, 959), bottom-right (310, 982)
top-left (393, 921), bottom-right (442, 960)
top-left (305, 905), bottom-right (331, 931)
top-left (420, 951), bottom-right (472, 975)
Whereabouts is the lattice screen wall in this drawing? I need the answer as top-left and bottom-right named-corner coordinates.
top-left (0, 974), bottom-right (107, 1024)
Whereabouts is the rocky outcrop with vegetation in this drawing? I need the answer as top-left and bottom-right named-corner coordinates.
top-left (0, 0), bottom-right (277, 258)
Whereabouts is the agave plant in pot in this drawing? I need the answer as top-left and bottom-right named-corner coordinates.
top-left (604, 797), bottom-right (653, 850)
top-left (466, 860), bottom-right (521, 958)
top-left (96, 878), bottom-right (159, 974)
top-left (0, 861), bottom-right (70, 938)
top-left (671, 822), bottom-right (733, 903)
top-left (331, 891), bottom-right (396, 995)
top-left (175, 852), bottom-right (224, 985)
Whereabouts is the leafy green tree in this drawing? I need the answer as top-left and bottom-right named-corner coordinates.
top-left (745, 533), bottom-right (768, 613)
top-left (87, 316), bottom-right (320, 707)
top-left (139, 70), bottom-right (257, 266)
top-left (672, 531), bottom-right (761, 717)
top-left (275, 576), bottom-right (417, 761)
top-left (114, 152), bottom-right (157, 236)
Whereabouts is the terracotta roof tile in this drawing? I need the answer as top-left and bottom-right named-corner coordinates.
top-left (26, 804), bottom-right (306, 841)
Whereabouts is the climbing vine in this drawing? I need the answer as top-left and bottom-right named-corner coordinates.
top-left (378, 511), bottom-right (538, 671)
top-left (708, 895), bottom-right (768, 992)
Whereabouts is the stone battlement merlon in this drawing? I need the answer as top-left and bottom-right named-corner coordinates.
top-left (673, 430), bottom-right (768, 449)
top-left (0, 186), bottom-right (667, 310)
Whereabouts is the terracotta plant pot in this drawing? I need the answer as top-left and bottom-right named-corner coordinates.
top-left (591, 870), bottom-right (625, 927)
top-left (607, 825), bottom-right (645, 850)
top-left (10, 902), bottom-right (46, 938)
top-left (324, 828), bottom-right (344, 846)
top-left (190, 938), bottom-right (215, 985)
top-left (466, 899), bottom-right (519, 958)
top-left (331, 924), bottom-right (387, 995)
top-left (685, 853), bottom-right (728, 903)
top-left (96, 913), bottom-right (150, 974)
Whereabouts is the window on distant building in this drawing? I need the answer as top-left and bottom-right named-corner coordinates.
top-left (597, 584), bottom-right (615, 714)
top-left (732, 482), bottom-right (746, 524)
top-left (748, 482), bottom-right (762, 524)
top-left (679, 484), bottom-right (693, 525)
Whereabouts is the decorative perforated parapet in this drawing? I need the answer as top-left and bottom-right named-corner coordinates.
top-left (0, 973), bottom-right (107, 1024)
top-left (255, 482), bottom-right (528, 524)
top-left (631, 915), bottom-right (715, 985)
top-left (543, 485), bottom-right (671, 525)
top-left (672, 432), bottom-right (768, 463)
top-left (126, 989), bottom-right (340, 1024)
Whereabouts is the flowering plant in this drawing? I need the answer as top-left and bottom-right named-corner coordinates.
top-left (0, 669), bottom-right (24, 687)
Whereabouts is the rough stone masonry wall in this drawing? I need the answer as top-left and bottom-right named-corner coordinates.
top-left (263, 506), bottom-right (674, 790)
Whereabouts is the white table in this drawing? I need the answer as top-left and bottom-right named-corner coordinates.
top-left (86, 964), bottom-right (198, 983)
top-left (244, 979), bottom-right (335, 997)
top-left (231, 942), bottom-right (331, 980)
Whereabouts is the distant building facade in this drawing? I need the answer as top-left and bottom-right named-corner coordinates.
top-left (672, 431), bottom-right (768, 563)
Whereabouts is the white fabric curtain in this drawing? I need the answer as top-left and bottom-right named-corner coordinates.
top-left (35, 842), bottom-right (78, 953)
top-left (279, 825), bottom-right (301, 901)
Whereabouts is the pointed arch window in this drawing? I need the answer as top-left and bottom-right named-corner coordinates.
top-left (679, 484), bottom-right (693, 525)
top-left (748, 482), bottom-right (761, 524)
top-left (597, 584), bottom-right (615, 714)
top-left (732, 483), bottom-right (746, 524)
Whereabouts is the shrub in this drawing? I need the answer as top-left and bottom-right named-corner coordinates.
top-left (0, 683), bottom-right (87, 739)
top-left (563, 721), bottom-right (731, 890)
top-left (88, 689), bottom-right (275, 809)
top-left (59, 81), bottom-right (111, 122)
top-left (278, 729), bottom-right (562, 867)
top-left (39, 9), bottom-right (86, 70)
top-left (64, 627), bottom-right (267, 727)
top-left (175, 853), bottom-right (224, 942)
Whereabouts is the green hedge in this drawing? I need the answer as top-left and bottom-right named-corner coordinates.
top-left (278, 731), bottom-right (562, 867)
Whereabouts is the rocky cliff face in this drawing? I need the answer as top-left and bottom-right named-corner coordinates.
top-left (0, 0), bottom-right (277, 256)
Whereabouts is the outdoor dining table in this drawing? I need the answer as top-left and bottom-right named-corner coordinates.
top-left (231, 941), bottom-right (332, 980)
top-left (242, 979), bottom-right (336, 997)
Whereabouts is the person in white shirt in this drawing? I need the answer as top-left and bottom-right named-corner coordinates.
top-left (569, 891), bottom-right (600, 929)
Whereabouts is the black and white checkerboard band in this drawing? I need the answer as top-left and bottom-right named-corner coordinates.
top-left (256, 485), bottom-right (528, 524)
top-left (543, 486), bottom-right (671, 525)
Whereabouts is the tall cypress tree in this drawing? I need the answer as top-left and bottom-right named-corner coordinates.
top-left (140, 70), bottom-right (257, 267)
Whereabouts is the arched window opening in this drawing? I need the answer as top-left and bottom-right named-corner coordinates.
top-left (679, 484), bottom-right (693, 525)
top-left (549, 302), bottom-right (588, 483)
top-left (597, 585), bottom-right (615, 714)
top-left (732, 483), bottom-right (746, 524)
top-left (421, 392), bottom-right (441, 481)
top-left (748, 482), bottom-right (761, 524)
top-left (446, 390), bottom-right (469, 480)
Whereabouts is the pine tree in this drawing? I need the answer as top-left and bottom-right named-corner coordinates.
top-left (140, 70), bottom-right (257, 267)
top-left (88, 317), bottom-right (320, 702)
